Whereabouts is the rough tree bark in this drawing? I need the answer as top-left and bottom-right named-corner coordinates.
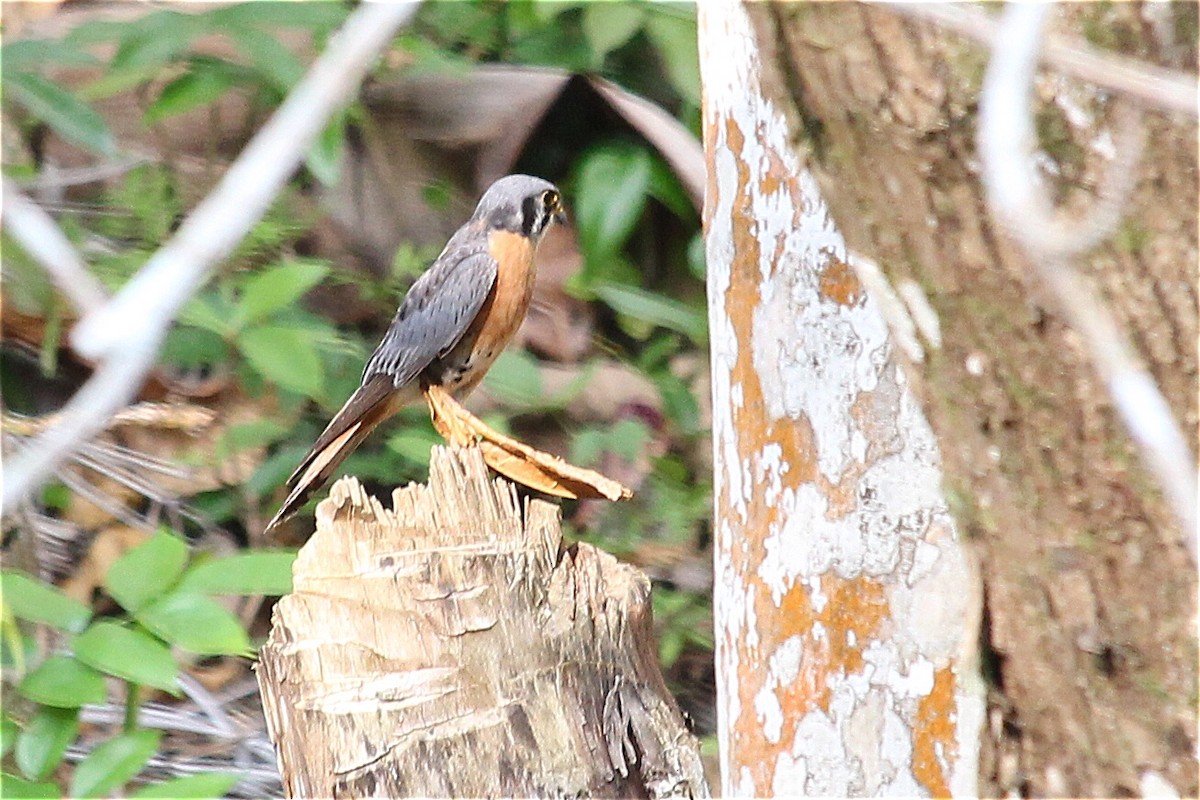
top-left (700, 4), bottom-right (982, 797)
top-left (739, 3), bottom-right (1197, 797)
top-left (256, 447), bottom-right (708, 799)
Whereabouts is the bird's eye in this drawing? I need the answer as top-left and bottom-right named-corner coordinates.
top-left (542, 190), bottom-right (559, 208)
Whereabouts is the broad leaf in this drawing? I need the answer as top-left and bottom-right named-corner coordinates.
top-left (0, 715), bottom-right (18, 759)
top-left (305, 114), bottom-right (346, 187)
top-left (582, 4), bottom-right (645, 62)
top-left (104, 531), bottom-right (189, 613)
top-left (144, 67), bottom-right (236, 125)
top-left (594, 283), bottom-right (707, 342)
top-left (572, 143), bottom-right (652, 282)
top-left (237, 325), bottom-right (324, 397)
top-left (229, 27), bottom-right (303, 93)
top-left (130, 771), bottom-right (242, 799)
top-left (17, 657), bottom-right (106, 708)
top-left (178, 551), bottom-right (296, 597)
top-left (69, 730), bottom-right (161, 799)
top-left (135, 593), bottom-right (250, 656)
top-left (72, 622), bottom-right (179, 695)
top-left (237, 260), bottom-right (329, 325)
top-left (644, 10), bottom-right (701, 105)
top-left (482, 350), bottom-right (544, 409)
top-left (2, 72), bottom-right (115, 155)
top-left (15, 707), bottom-right (78, 781)
top-left (0, 772), bottom-right (59, 799)
top-left (0, 571), bottom-right (91, 633)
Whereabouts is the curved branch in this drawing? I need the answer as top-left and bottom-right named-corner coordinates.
top-left (2, 2), bottom-right (420, 509)
top-left (890, 3), bottom-right (1198, 117)
top-left (978, 3), bottom-right (1198, 561)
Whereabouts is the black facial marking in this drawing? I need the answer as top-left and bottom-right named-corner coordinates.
top-left (521, 196), bottom-right (538, 237)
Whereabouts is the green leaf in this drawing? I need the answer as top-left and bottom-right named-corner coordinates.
top-left (16, 707), bottom-right (79, 781)
top-left (530, 0), bottom-right (585, 23)
top-left (305, 113), bottom-right (346, 187)
top-left (69, 729), bottom-right (161, 799)
top-left (656, 371), bottom-right (701, 433)
top-left (2, 72), bottom-right (115, 155)
top-left (72, 622), bottom-right (179, 695)
top-left (0, 572), bottom-right (92, 633)
top-left (644, 10), bottom-right (701, 105)
top-left (179, 293), bottom-right (237, 336)
top-left (17, 656), bottom-right (107, 708)
top-left (386, 427), bottom-right (443, 465)
top-left (1, 772), bottom-right (60, 799)
top-left (237, 325), bottom-right (325, 398)
top-left (686, 231), bottom-right (706, 279)
top-left (593, 283), bottom-right (707, 342)
top-left (572, 143), bottom-right (652, 279)
top-left (237, 260), bottom-right (330, 325)
top-left (646, 155), bottom-right (696, 221)
top-left (205, 2), bottom-right (349, 31)
top-left (481, 350), bottom-right (543, 408)
top-left (582, 4), bottom-right (645, 62)
top-left (104, 531), bottom-right (189, 613)
top-left (608, 417), bottom-right (651, 462)
top-left (135, 593), bottom-right (250, 656)
top-left (229, 27), bottom-right (304, 93)
top-left (144, 67), bottom-right (236, 126)
top-left (178, 551), bottom-right (296, 597)
top-left (160, 325), bottom-right (228, 369)
top-left (1, 38), bottom-right (100, 70)
top-left (130, 772), bottom-right (243, 799)
top-left (110, 15), bottom-right (197, 72)
top-left (1, 715), bottom-right (19, 759)
top-left (221, 419), bottom-right (291, 454)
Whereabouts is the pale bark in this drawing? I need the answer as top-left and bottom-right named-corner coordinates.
top-left (699, 4), bottom-right (982, 796)
top-left (739, 2), bottom-right (1197, 797)
top-left (257, 447), bottom-right (708, 798)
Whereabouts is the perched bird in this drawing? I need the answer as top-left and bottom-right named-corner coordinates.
top-left (266, 175), bottom-right (566, 532)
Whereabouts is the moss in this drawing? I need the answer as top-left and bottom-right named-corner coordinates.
top-left (1034, 105), bottom-right (1086, 181)
top-left (1114, 220), bottom-right (1150, 255)
top-left (1075, 529), bottom-right (1099, 552)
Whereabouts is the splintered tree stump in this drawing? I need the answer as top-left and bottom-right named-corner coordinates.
top-left (256, 447), bottom-right (708, 799)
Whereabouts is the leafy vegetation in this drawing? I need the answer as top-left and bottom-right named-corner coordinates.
top-left (1, 0), bottom-right (713, 790)
top-left (1, 534), bottom-right (293, 796)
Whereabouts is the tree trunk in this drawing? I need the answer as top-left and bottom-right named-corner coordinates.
top-left (742, 3), bottom-right (1198, 797)
top-left (256, 447), bottom-right (708, 799)
top-left (699, 4), bottom-right (982, 796)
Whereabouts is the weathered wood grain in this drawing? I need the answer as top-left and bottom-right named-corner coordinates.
top-left (257, 446), bottom-right (708, 799)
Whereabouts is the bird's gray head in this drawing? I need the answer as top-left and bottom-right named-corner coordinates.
top-left (472, 174), bottom-right (566, 241)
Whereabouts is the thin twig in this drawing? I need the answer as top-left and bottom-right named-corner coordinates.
top-left (889, 3), bottom-right (1198, 117)
top-left (2, 2), bottom-right (419, 509)
top-left (2, 179), bottom-right (110, 316)
top-left (978, 3), bottom-right (1198, 561)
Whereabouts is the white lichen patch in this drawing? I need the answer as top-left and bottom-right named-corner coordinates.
top-left (700, 2), bottom-right (980, 796)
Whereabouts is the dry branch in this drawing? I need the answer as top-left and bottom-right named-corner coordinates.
top-left (256, 447), bottom-right (707, 799)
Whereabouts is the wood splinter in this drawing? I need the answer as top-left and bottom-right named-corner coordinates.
top-left (424, 382), bottom-right (634, 502)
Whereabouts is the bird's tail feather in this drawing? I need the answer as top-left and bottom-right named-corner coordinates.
top-left (264, 376), bottom-right (401, 535)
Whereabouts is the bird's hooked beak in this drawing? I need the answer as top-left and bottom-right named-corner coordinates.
top-left (550, 197), bottom-right (568, 227)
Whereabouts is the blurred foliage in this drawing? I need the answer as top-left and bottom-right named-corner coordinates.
top-left (1, 535), bottom-right (293, 796)
top-left (0, 0), bottom-right (714, 772)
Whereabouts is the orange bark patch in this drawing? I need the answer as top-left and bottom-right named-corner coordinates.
top-left (913, 665), bottom-right (957, 797)
top-left (818, 256), bottom-right (863, 306)
top-left (731, 573), bottom-right (892, 795)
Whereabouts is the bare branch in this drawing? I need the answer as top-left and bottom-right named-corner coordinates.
top-left (2, 2), bottom-right (419, 509)
top-left (2, 179), bottom-right (110, 316)
top-left (978, 3), bottom-right (1198, 561)
top-left (889, 3), bottom-right (1198, 117)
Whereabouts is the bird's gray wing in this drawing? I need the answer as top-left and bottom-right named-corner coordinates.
top-left (363, 242), bottom-right (499, 387)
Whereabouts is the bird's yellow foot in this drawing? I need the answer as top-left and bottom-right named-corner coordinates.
top-left (424, 383), bottom-right (633, 502)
